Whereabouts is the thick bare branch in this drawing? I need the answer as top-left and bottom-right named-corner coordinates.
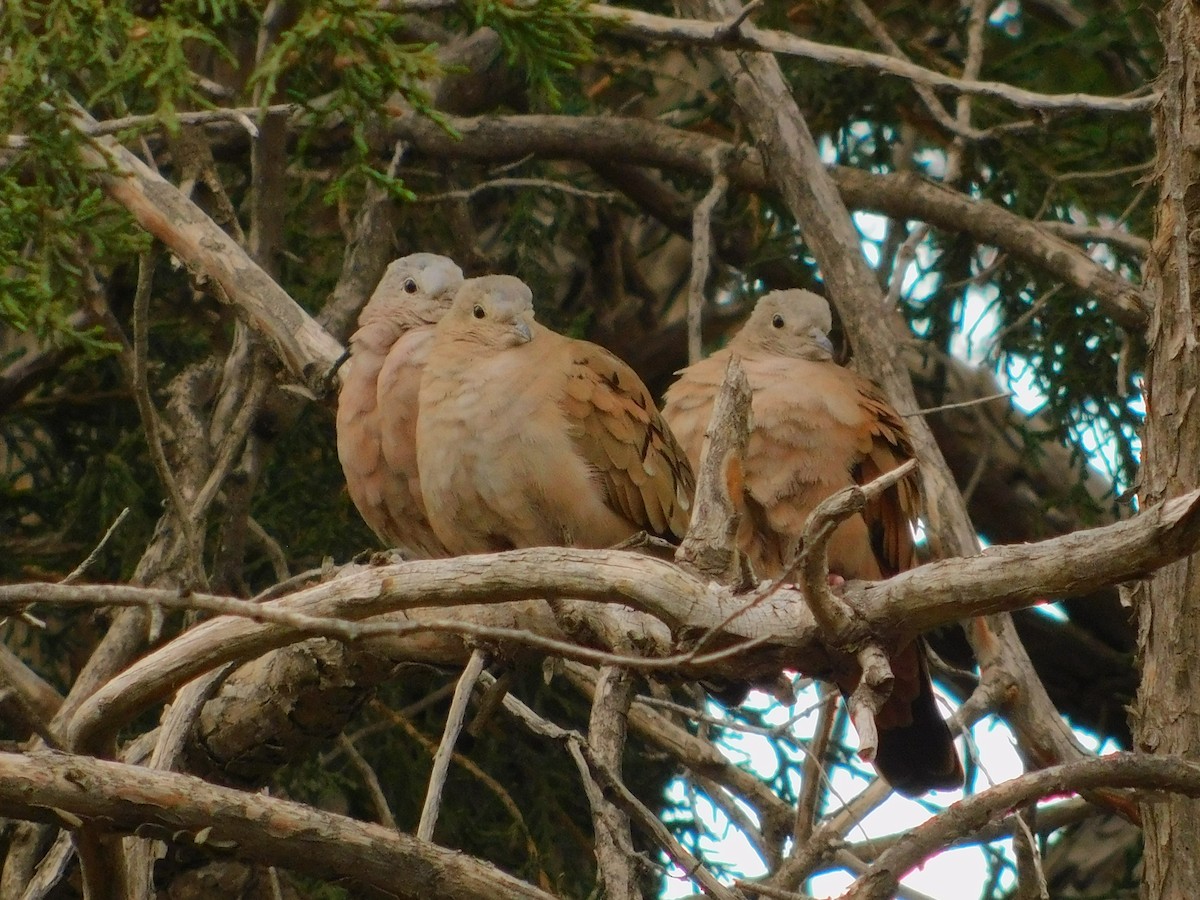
top-left (846, 754), bottom-right (1200, 900)
top-left (66, 103), bottom-right (344, 391)
top-left (864, 489), bottom-right (1200, 636)
top-left (5, 486), bottom-right (1194, 757)
top-left (380, 112), bottom-right (1147, 330)
top-left (67, 106), bottom-right (1147, 331)
top-left (391, 1), bottom-right (1156, 113)
top-left (587, 5), bottom-right (1154, 114)
top-left (0, 749), bottom-right (560, 900)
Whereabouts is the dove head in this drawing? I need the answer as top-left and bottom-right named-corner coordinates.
top-left (442, 275), bottom-right (536, 349)
top-left (736, 289), bottom-right (835, 361)
top-left (358, 252), bottom-right (465, 330)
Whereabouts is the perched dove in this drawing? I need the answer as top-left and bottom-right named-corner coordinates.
top-left (662, 289), bottom-right (963, 796)
top-left (417, 274), bottom-right (695, 554)
top-left (336, 253), bottom-right (463, 556)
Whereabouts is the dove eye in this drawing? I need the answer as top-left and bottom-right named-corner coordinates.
top-left (771, 314), bottom-right (784, 328)
top-left (403, 278), bottom-right (418, 294)
top-left (472, 305), bottom-right (486, 319)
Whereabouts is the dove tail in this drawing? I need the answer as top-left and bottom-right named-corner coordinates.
top-left (874, 639), bottom-right (965, 797)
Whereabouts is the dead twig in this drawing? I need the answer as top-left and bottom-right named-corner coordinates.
top-left (340, 734), bottom-right (399, 831)
top-left (583, 667), bottom-right (641, 897)
top-left (496, 685), bottom-right (743, 900)
top-left (792, 686), bottom-right (837, 846)
top-left (61, 508), bottom-right (131, 586)
top-left (417, 649), bottom-right (487, 841)
top-left (687, 146), bottom-right (732, 365)
top-left (676, 355), bottom-right (753, 585)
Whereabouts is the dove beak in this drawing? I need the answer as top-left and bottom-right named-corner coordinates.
top-left (813, 329), bottom-right (834, 356)
top-left (514, 319), bottom-right (533, 344)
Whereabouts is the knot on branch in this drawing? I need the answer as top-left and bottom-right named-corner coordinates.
top-left (848, 644), bottom-right (894, 763)
top-left (314, 345), bottom-right (351, 400)
top-left (712, 0), bottom-right (763, 43)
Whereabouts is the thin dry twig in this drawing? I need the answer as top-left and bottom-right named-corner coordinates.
top-left (130, 252), bottom-right (208, 589)
top-left (496, 685), bottom-right (744, 900)
top-left (1012, 806), bottom-right (1050, 900)
top-left (846, 644), bottom-right (892, 763)
top-left (834, 849), bottom-right (942, 900)
top-left (713, 0), bottom-right (762, 38)
top-left (127, 665), bottom-right (235, 900)
top-left (884, 224), bottom-right (930, 307)
top-left (601, 4), bottom-right (1154, 112)
top-left (688, 146), bottom-right (732, 365)
top-left (417, 649), bottom-right (487, 841)
top-left (945, 0), bottom-right (993, 185)
top-left (247, 517), bottom-right (290, 583)
top-left (793, 686), bottom-right (838, 845)
top-left (61, 508), bottom-right (131, 586)
top-left (0, 574), bottom-right (776, 688)
top-left (19, 832), bottom-right (76, 900)
top-left (780, 666), bottom-right (1023, 896)
top-left (340, 734), bottom-right (399, 831)
top-left (796, 458), bottom-right (919, 635)
top-left (901, 391), bottom-right (1013, 418)
top-left (266, 866), bottom-right (285, 900)
top-left (770, 779), bottom-right (892, 891)
top-left (563, 662), bottom-right (796, 852)
top-left (416, 176), bottom-right (619, 203)
top-left (191, 360), bottom-right (273, 522)
top-left (730, 881), bottom-right (805, 900)
top-left (848, 1), bottom-right (1001, 142)
top-left (695, 772), bottom-right (770, 861)
top-left (380, 699), bottom-right (546, 874)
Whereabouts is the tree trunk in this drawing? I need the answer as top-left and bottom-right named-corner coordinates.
top-left (1134, 3), bottom-right (1200, 897)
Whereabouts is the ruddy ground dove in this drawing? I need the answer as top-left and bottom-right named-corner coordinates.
top-left (336, 252), bottom-right (463, 557)
top-left (416, 274), bottom-right (695, 554)
top-left (662, 289), bottom-right (964, 796)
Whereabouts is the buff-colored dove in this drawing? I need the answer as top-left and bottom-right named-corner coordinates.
top-left (662, 289), bottom-right (963, 796)
top-left (336, 253), bottom-right (463, 556)
top-left (417, 274), bottom-right (695, 554)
